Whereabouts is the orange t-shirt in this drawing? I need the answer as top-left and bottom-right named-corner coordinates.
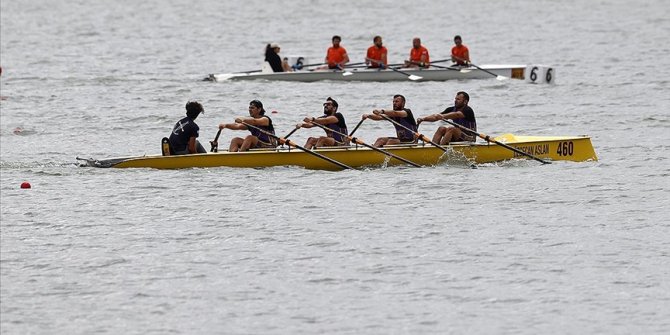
top-left (366, 46), bottom-right (388, 67)
top-left (326, 46), bottom-right (348, 67)
top-left (409, 46), bottom-right (430, 67)
top-left (451, 45), bottom-right (469, 65)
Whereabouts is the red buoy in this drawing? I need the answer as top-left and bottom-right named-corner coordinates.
top-left (20, 182), bottom-right (31, 189)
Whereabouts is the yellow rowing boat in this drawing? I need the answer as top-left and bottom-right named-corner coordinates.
top-left (78, 134), bottom-right (597, 171)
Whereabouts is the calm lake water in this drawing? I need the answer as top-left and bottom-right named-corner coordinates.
top-left (1, 0), bottom-right (669, 333)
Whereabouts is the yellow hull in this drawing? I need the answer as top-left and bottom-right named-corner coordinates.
top-left (81, 135), bottom-right (597, 171)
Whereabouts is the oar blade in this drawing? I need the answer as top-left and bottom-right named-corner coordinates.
top-left (209, 73), bottom-right (236, 81)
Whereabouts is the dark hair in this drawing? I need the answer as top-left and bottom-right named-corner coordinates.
top-left (454, 35), bottom-right (462, 41)
top-left (185, 101), bottom-right (204, 118)
top-left (250, 99), bottom-right (266, 115)
top-left (373, 35), bottom-right (382, 43)
top-left (332, 35), bottom-right (341, 42)
top-left (264, 44), bottom-right (275, 59)
top-left (326, 97), bottom-right (338, 108)
top-left (457, 91), bottom-right (469, 102)
top-left (393, 94), bottom-right (406, 103)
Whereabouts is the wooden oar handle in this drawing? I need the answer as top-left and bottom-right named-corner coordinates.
top-left (348, 118), bottom-right (366, 137)
top-left (210, 128), bottom-right (222, 152)
top-left (282, 127), bottom-right (300, 140)
top-left (442, 120), bottom-right (549, 164)
top-left (213, 128), bottom-right (222, 142)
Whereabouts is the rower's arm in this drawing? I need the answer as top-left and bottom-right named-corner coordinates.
top-left (341, 52), bottom-right (350, 66)
top-left (379, 109), bottom-right (407, 118)
top-left (219, 123), bottom-right (246, 130)
top-left (417, 114), bottom-right (442, 123)
top-left (187, 136), bottom-right (197, 154)
top-left (237, 116), bottom-right (269, 127)
top-left (420, 53), bottom-right (429, 64)
top-left (310, 115), bottom-right (338, 125)
top-left (440, 111), bottom-right (465, 120)
top-left (362, 113), bottom-right (384, 121)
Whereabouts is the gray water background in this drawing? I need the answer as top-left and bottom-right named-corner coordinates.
top-left (1, 0), bottom-right (669, 333)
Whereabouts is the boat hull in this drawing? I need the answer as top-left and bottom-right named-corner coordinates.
top-left (79, 135), bottom-right (597, 171)
top-left (210, 65), bottom-right (527, 82)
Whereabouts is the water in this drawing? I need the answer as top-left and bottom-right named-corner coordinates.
top-left (1, 0), bottom-right (669, 333)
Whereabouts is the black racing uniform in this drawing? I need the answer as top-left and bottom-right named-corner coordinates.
top-left (390, 108), bottom-right (418, 142)
top-left (168, 116), bottom-right (200, 154)
top-left (265, 52), bottom-right (284, 72)
top-left (441, 105), bottom-right (477, 141)
top-left (320, 112), bottom-right (348, 144)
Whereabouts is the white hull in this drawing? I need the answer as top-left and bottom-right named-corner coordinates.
top-left (209, 64), bottom-right (530, 82)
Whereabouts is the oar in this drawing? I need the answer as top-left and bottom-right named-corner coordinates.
top-left (205, 70), bottom-right (258, 81)
top-left (282, 126), bottom-right (300, 140)
top-left (442, 120), bottom-right (550, 164)
top-left (379, 114), bottom-right (449, 154)
top-left (388, 66), bottom-right (422, 81)
top-left (311, 62), bottom-right (366, 76)
top-left (348, 118), bottom-right (366, 137)
top-left (339, 62), bottom-right (368, 76)
top-left (210, 129), bottom-right (222, 152)
top-left (275, 126), bottom-right (301, 148)
top-left (296, 62), bottom-right (327, 69)
top-left (307, 121), bottom-right (422, 167)
top-left (453, 56), bottom-right (507, 80)
top-left (421, 63), bottom-right (459, 71)
top-left (346, 61), bottom-right (367, 67)
top-left (366, 58), bottom-right (422, 81)
top-left (407, 59), bottom-right (451, 67)
top-left (428, 58), bottom-right (451, 64)
top-left (212, 125), bottom-right (300, 152)
top-left (240, 122), bottom-right (354, 170)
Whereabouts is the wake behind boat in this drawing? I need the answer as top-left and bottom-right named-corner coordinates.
top-left (78, 134), bottom-right (596, 171)
top-left (206, 64), bottom-right (555, 83)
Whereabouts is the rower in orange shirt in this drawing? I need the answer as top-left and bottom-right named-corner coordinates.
top-left (323, 35), bottom-right (350, 70)
top-left (365, 35), bottom-right (388, 69)
top-left (451, 35), bottom-right (470, 66)
top-left (404, 37), bottom-right (430, 68)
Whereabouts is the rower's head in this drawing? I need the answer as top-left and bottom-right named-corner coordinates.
top-left (267, 42), bottom-right (281, 54)
top-left (454, 35), bottom-right (463, 46)
top-left (185, 101), bottom-right (204, 119)
top-left (412, 37), bottom-right (421, 49)
top-left (249, 99), bottom-right (266, 116)
top-left (393, 94), bottom-right (406, 110)
top-left (455, 91), bottom-right (469, 107)
top-left (373, 35), bottom-right (383, 47)
top-left (332, 35), bottom-right (342, 47)
top-left (323, 97), bottom-right (338, 115)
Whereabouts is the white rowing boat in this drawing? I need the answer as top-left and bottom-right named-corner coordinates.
top-left (206, 64), bottom-right (555, 83)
